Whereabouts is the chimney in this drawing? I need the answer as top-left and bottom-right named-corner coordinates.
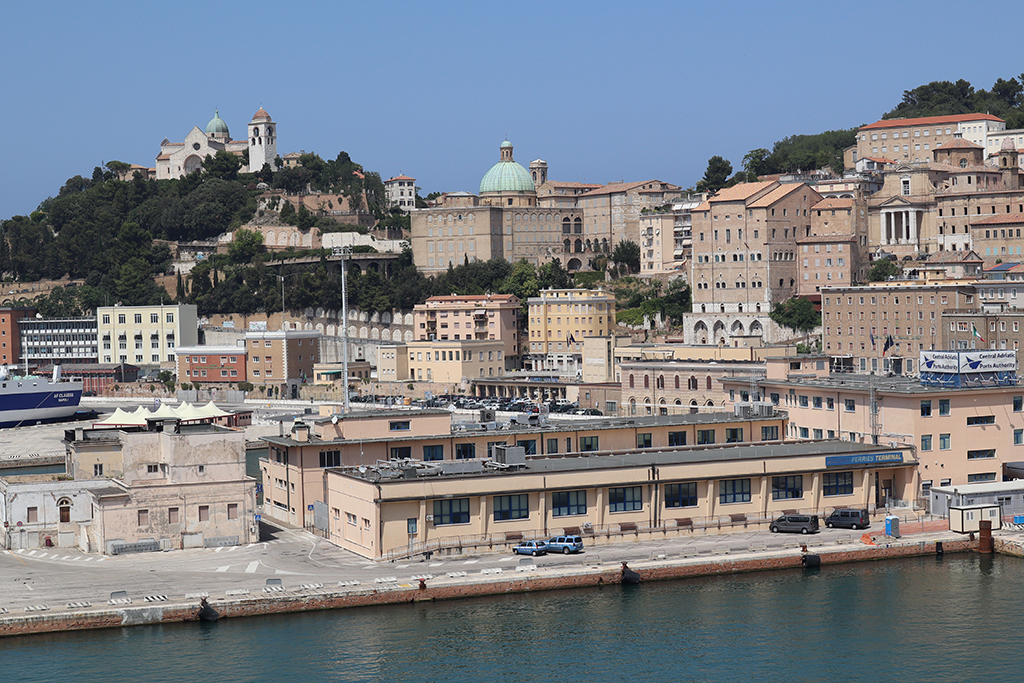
top-left (292, 420), bottom-right (310, 442)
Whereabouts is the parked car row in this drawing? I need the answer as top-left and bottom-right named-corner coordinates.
top-left (769, 508), bottom-right (871, 535)
top-left (512, 535), bottom-right (585, 556)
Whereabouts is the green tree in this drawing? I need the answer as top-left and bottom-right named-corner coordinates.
top-left (742, 148), bottom-right (771, 178)
top-left (696, 156), bottom-right (732, 194)
top-left (769, 297), bottom-right (821, 333)
top-left (867, 258), bottom-right (901, 282)
top-left (202, 150), bottom-right (243, 182)
top-left (228, 228), bottom-right (265, 264)
top-left (610, 240), bottom-right (640, 276)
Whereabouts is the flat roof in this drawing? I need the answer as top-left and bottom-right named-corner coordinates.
top-left (741, 372), bottom-right (1019, 395)
top-left (260, 410), bottom-right (787, 447)
top-left (335, 440), bottom-right (914, 483)
top-left (931, 481), bottom-right (1024, 496)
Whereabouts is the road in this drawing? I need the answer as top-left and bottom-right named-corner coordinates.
top-left (0, 518), bottom-right (961, 612)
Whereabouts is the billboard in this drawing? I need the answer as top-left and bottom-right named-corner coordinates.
top-left (920, 350), bottom-right (1017, 374)
top-left (249, 321), bottom-right (268, 332)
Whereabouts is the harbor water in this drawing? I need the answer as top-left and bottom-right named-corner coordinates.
top-left (2, 554), bottom-right (1022, 682)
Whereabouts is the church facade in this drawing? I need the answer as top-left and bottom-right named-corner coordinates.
top-left (156, 108), bottom-right (278, 180)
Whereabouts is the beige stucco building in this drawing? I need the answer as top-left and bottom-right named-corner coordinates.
top-left (11, 421), bottom-right (260, 554)
top-left (259, 408), bottom-right (788, 535)
top-left (413, 294), bottom-right (522, 369)
top-left (820, 280), bottom-right (978, 374)
top-left (526, 288), bottom-right (616, 374)
top-left (723, 354), bottom-right (1024, 493)
top-left (852, 113), bottom-right (1005, 167)
top-left (323, 439), bottom-right (915, 560)
top-left (97, 304), bottom-right (198, 368)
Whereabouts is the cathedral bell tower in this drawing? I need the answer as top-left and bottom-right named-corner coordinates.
top-left (248, 107), bottom-right (277, 173)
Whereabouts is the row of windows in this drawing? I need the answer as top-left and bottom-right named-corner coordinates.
top-left (136, 503), bottom-right (233, 526)
top-left (101, 312), bottom-right (175, 325)
top-left (430, 474), bottom-right (858, 524)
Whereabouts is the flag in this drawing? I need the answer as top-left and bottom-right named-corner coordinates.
top-left (972, 323), bottom-right (985, 343)
top-left (869, 332), bottom-right (876, 348)
top-left (882, 335), bottom-right (894, 355)
top-left (568, 333), bottom-right (576, 345)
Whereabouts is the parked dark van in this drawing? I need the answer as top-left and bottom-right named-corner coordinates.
top-left (769, 514), bottom-right (819, 534)
top-left (825, 508), bottom-right (870, 530)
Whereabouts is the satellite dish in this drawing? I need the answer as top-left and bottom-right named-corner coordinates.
top-left (331, 415), bottom-right (339, 424)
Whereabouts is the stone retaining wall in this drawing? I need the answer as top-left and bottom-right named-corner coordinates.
top-left (0, 537), bottom-right (977, 638)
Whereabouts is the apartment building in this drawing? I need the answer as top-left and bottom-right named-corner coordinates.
top-left (638, 197), bottom-right (699, 275)
top-left (384, 174), bottom-right (416, 212)
top-left (526, 288), bottom-right (616, 374)
top-left (413, 294), bottom-right (521, 369)
top-left (942, 307), bottom-right (1024, 351)
top-left (322, 439), bottom-right (915, 560)
top-left (244, 329), bottom-right (321, 397)
top-left (97, 304), bottom-right (198, 368)
top-left (820, 280), bottom-right (978, 374)
top-left (723, 353), bottom-right (1024, 491)
top-left (259, 408), bottom-right (788, 531)
top-left (852, 113), bottom-right (1005, 166)
top-left (384, 339), bottom-right (505, 384)
top-left (175, 345), bottom-right (247, 384)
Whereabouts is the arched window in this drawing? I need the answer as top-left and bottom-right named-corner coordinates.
top-left (674, 375), bottom-right (680, 389)
top-left (706, 376), bottom-right (712, 390)
top-left (629, 374), bottom-right (635, 389)
top-left (705, 400), bottom-right (714, 407)
top-left (58, 497), bottom-right (72, 524)
top-left (657, 375), bottom-right (664, 389)
top-left (688, 375), bottom-right (697, 390)
top-left (643, 375), bottom-right (650, 389)
top-left (689, 399), bottom-right (699, 414)
top-left (629, 398), bottom-right (637, 415)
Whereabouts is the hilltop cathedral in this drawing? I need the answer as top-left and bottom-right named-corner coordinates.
top-left (156, 107), bottom-right (278, 180)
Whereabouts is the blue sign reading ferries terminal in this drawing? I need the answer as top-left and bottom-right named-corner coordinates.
top-left (825, 451), bottom-right (904, 467)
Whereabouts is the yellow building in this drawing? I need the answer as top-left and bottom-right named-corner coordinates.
top-left (323, 439), bottom-right (915, 560)
top-left (380, 339), bottom-right (506, 384)
top-left (259, 408), bottom-right (787, 530)
top-left (97, 304), bottom-right (198, 368)
top-left (527, 288), bottom-right (616, 374)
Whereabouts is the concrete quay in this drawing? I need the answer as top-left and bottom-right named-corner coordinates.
top-left (0, 520), bottom-right (993, 638)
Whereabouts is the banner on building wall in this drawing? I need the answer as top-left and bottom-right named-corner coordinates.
top-left (920, 350), bottom-right (1017, 374)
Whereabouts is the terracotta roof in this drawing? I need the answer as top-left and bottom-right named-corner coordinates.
top-left (579, 181), bottom-right (650, 197)
top-left (936, 138), bottom-right (983, 150)
top-left (252, 107), bottom-right (271, 121)
top-left (747, 183), bottom-right (808, 208)
top-left (860, 113), bottom-right (1004, 131)
top-left (387, 175), bottom-right (415, 182)
top-left (970, 212), bottom-right (1024, 226)
top-left (156, 154), bottom-right (170, 161)
top-left (705, 181), bottom-right (777, 205)
top-left (811, 198), bottom-right (854, 210)
top-left (863, 156), bottom-right (897, 164)
top-left (544, 181), bottom-right (603, 189)
top-left (423, 294), bottom-right (518, 304)
top-left (923, 250), bottom-right (982, 264)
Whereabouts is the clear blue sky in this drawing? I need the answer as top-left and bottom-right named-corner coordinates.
top-left (2, 0), bottom-right (1022, 218)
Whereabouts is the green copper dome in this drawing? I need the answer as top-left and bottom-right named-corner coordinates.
top-left (480, 140), bottom-right (535, 194)
top-left (205, 109), bottom-right (230, 135)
